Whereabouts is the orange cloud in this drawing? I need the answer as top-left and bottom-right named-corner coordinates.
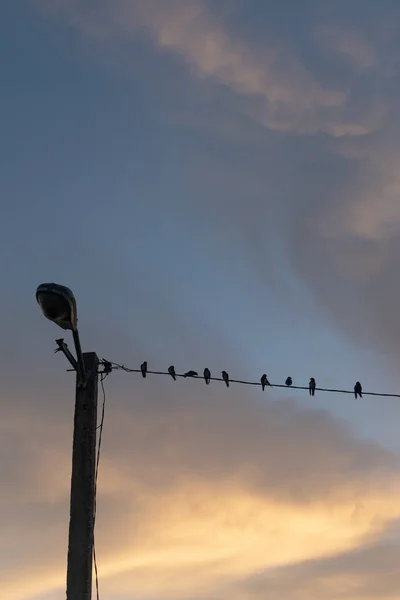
top-left (2, 394), bottom-right (399, 599)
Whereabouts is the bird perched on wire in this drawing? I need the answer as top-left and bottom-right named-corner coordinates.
top-left (354, 381), bottom-right (362, 399)
top-left (184, 370), bottom-right (198, 378)
top-left (168, 365), bottom-right (176, 381)
top-left (140, 361), bottom-right (147, 378)
top-left (285, 377), bottom-right (293, 386)
top-left (203, 368), bottom-right (211, 384)
top-left (222, 371), bottom-right (229, 387)
top-left (309, 377), bottom-right (316, 396)
top-left (260, 374), bottom-right (271, 391)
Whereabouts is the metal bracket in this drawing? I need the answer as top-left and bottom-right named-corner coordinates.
top-left (55, 338), bottom-right (90, 388)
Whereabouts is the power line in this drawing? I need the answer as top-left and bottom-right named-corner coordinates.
top-left (99, 361), bottom-right (400, 399)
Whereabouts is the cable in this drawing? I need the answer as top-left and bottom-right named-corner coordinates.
top-left (100, 361), bottom-right (400, 399)
top-left (93, 372), bottom-right (107, 600)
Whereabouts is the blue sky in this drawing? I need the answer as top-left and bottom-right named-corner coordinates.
top-left (1, 2), bottom-right (400, 599)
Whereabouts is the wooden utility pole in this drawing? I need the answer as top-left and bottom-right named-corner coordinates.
top-left (66, 352), bottom-right (99, 600)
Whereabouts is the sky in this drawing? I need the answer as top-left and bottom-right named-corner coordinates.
top-left (1, 1), bottom-right (400, 598)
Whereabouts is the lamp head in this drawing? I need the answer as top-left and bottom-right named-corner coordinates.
top-left (36, 283), bottom-right (78, 331)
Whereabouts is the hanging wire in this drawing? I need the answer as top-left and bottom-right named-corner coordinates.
top-left (93, 371), bottom-right (107, 600)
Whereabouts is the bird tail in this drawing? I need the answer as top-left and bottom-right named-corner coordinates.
top-left (359, 392), bottom-right (363, 398)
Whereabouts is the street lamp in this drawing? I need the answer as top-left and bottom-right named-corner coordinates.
top-left (36, 282), bottom-right (77, 330)
top-left (36, 282), bottom-right (99, 600)
top-left (36, 283), bottom-right (86, 383)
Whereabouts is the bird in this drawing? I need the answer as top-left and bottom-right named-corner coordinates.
top-left (260, 374), bottom-right (271, 391)
top-left (222, 370), bottom-right (229, 387)
top-left (354, 381), bottom-right (362, 399)
top-left (285, 377), bottom-right (292, 386)
top-left (140, 361), bottom-right (147, 378)
top-left (203, 368), bottom-right (211, 384)
top-left (54, 338), bottom-right (64, 353)
top-left (184, 370), bottom-right (198, 378)
top-left (168, 365), bottom-right (176, 381)
top-left (309, 377), bottom-right (316, 396)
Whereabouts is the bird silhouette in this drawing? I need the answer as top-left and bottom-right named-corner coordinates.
top-left (309, 377), bottom-right (316, 396)
top-left (354, 381), bottom-right (362, 399)
top-left (54, 338), bottom-right (64, 353)
top-left (140, 361), bottom-right (147, 378)
top-left (168, 365), bottom-right (176, 381)
top-left (203, 368), bottom-right (211, 384)
top-left (184, 370), bottom-right (198, 378)
top-left (260, 374), bottom-right (271, 391)
top-left (285, 377), bottom-right (293, 386)
top-left (222, 371), bottom-right (229, 387)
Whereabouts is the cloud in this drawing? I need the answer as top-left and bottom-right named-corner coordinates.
top-left (2, 392), bottom-right (400, 599)
top-left (36, 0), bottom-right (380, 136)
top-left (238, 530), bottom-right (400, 600)
top-left (316, 25), bottom-right (378, 69)
top-left (0, 412), bottom-right (71, 505)
top-left (281, 122), bottom-right (400, 357)
top-left (319, 136), bottom-right (400, 243)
